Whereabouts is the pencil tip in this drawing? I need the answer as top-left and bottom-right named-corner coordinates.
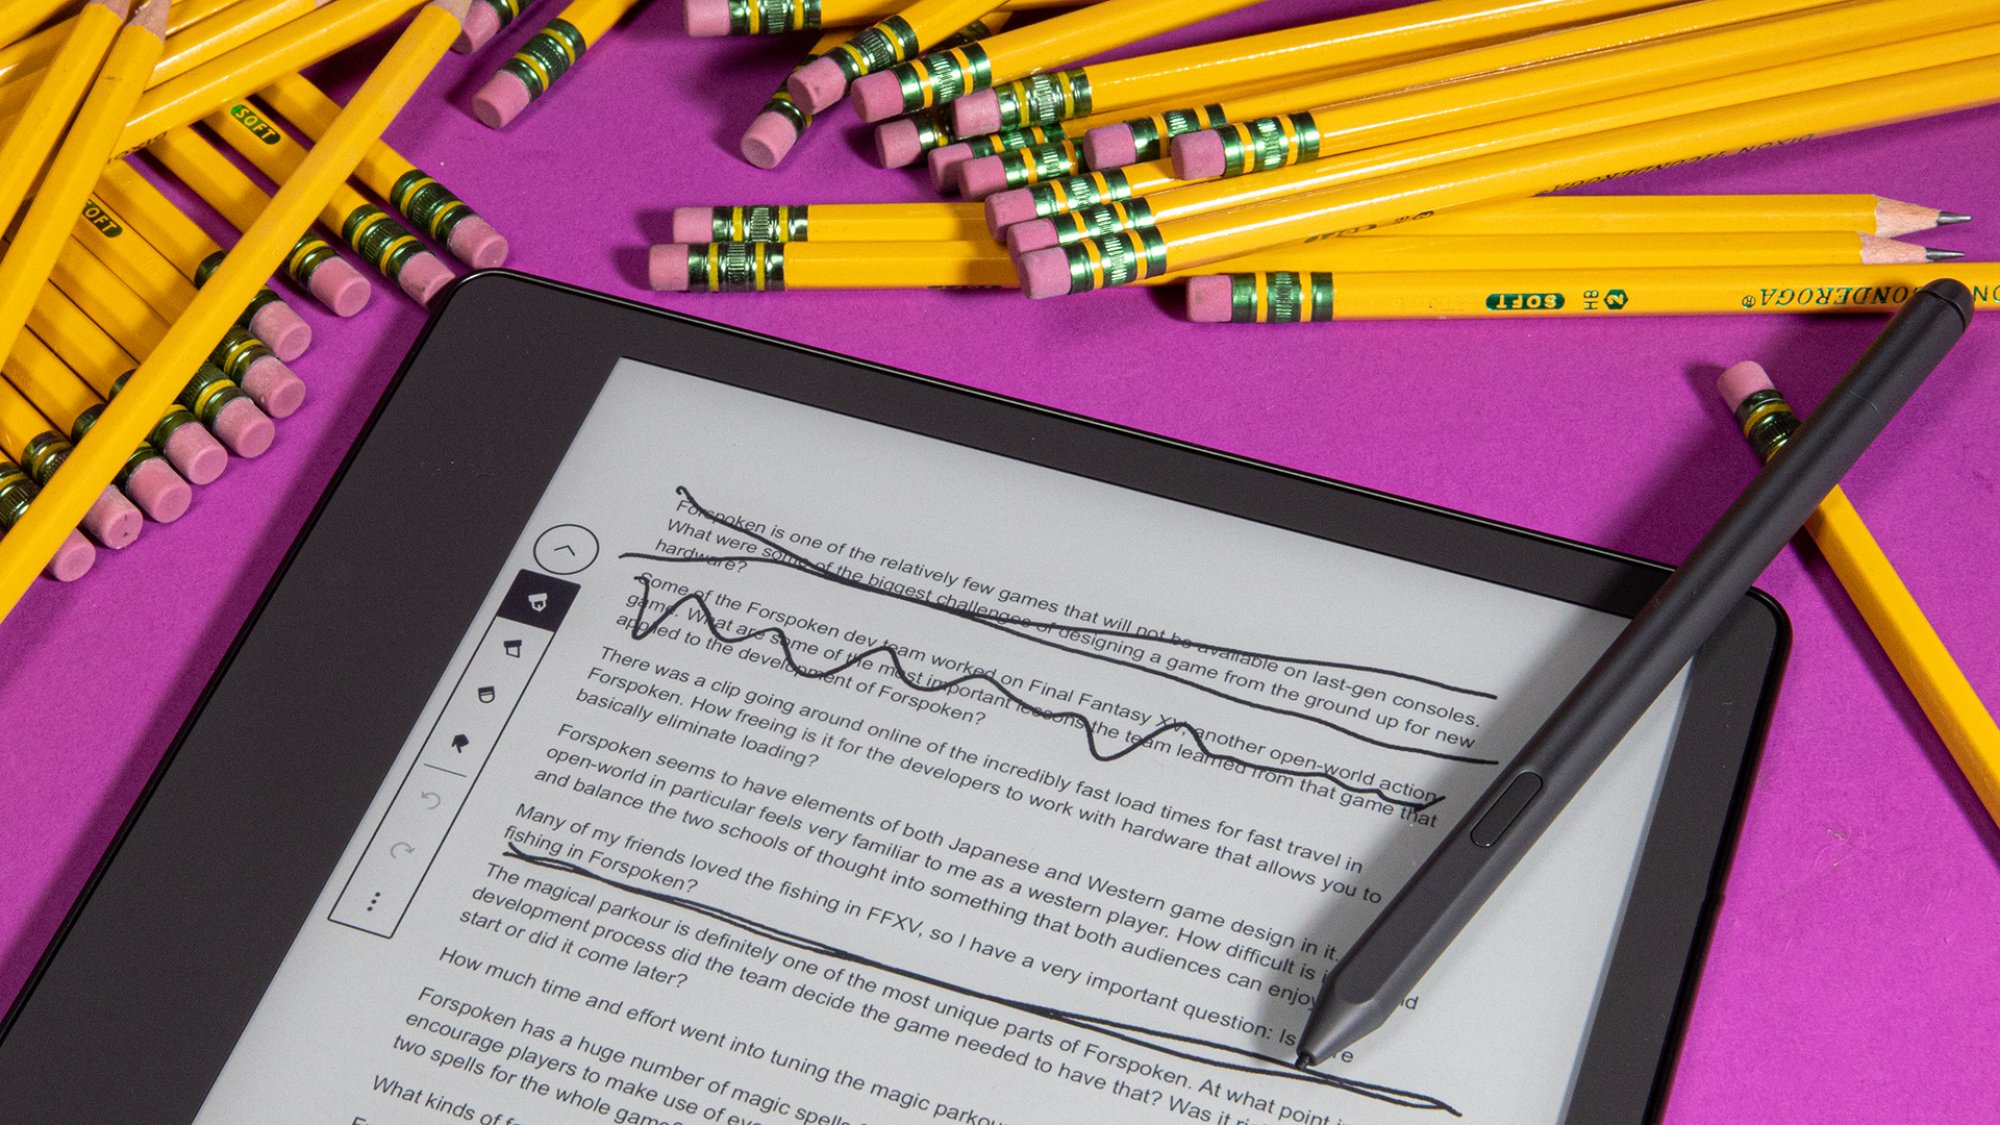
top-left (1936, 211), bottom-right (1973, 226)
top-left (1925, 247), bottom-right (1966, 262)
top-left (1294, 1050), bottom-right (1317, 1068)
top-left (129, 0), bottom-right (168, 35)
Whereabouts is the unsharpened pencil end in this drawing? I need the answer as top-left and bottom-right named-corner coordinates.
top-left (212, 398), bottom-right (275, 459)
top-left (1716, 360), bottom-right (1774, 412)
top-left (124, 458), bottom-right (191, 523)
top-left (1081, 125), bottom-right (1137, 171)
top-left (308, 258), bottom-right (373, 317)
top-left (957, 155), bottom-right (1010, 200)
top-left (46, 531), bottom-right (96, 583)
top-left (240, 356), bottom-right (308, 419)
top-left (739, 110), bottom-right (800, 169)
top-left (1017, 247), bottom-right (1071, 300)
top-left (788, 57), bottom-right (847, 115)
top-left (928, 143), bottom-right (972, 190)
top-left (952, 90), bottom-right (1002, 138)
top-left (1172, 130), bottom-right (1227, 180)
top-left (985, 188), bottom-right (1037, 235)
top-left (447, 215), bottom-right (510, 269)
top-left (1185, 276), bottom-right (1234, 322)
top-left (684, 0), bottom-right (730, 37)
top-left (84, 487), bottom-right (143, 550)
top-left (453, 1), bottom-right (502, 53)
top-left (850, 71), bottom-right (905, 124)
top-left (648, 244), bottom-right (690, 291)
top-left (248, 301), bottom-right (312, 361)
top-left (876, 119), bottom-right (925, 169)
top-left (1005, 218), bottom-right (1060, 256)
top-left (472, 70), bottom-right (533, 129)
top-left (163, 425), bottom-right (227, 485)
top-left (398, 251), bottom-right (457, 307)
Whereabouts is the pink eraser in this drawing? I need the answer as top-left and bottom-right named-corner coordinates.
top-left (1717, 361), bottom-right (1775, 411)
top-left (648, 244), bottom-right (691, 291)
top-left (398, 251), bottom-right (457, 307)
top-left (850, 71), bottom-right (907, 123)
top-left (788, 56), bottom-right (848, 114)
top-left (875, 119), bottom-right (924, 168)
top-left (447, 215), bottom-right (510, 269)
top-left (453, 1), bottom-right (501, 52)
top-left (309, 257), bottom-right (372, 317)
top-left (985, 188), bottom-right (1038, 235)
top-left (671, 207), bottom-right (715, 243)
top-left (1185, 275), bottom-right (1235, 322)
top-left (1017, 247), bottom-right (1073, 300)
top-left (240, 355), bottom-right (307, 419)
top-left (685, 0), bottom-right (730, 36)
top-left (928, 143), bottom-right (973, 190)
top-left (1173, 130), bottom-right (1227, 179)
top-left (45, 530), bottom-right (95, 582)
top-left (248, 300), bottom-right (311, 361)
top-left (84, 486), bottom-right (142, 549)
top-left (1082, 124), bottom-right (1137, 170)
top-left (473, 70), bottom-right (533, 129)
top-left (1006, 218), bottom-right (1061, 256)
top-left (739, 110), bottom-right (801, 169)
top-left (212, 397), bottom-right (275, 458)
top-left (163, 424), bottom-right (227, 485)
top-left (124, 457), bottom-right (191, 523)
top-left (951, 90), bottom-right (1002, 138)
top-left (957, 155), bottom-right (1012, 200)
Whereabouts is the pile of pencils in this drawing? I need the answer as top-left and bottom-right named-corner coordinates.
top-left (617, 0), bottom-right (1995, 313)
top-left (0, 0), bottom-right (505, 591)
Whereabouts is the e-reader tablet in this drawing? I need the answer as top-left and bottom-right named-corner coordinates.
top-left (0, 272), bottom-right (1784, 1124)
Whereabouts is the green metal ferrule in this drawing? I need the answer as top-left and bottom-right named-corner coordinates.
top-left (687, 243), bottom-right (785, 292)
top-left (343, 205), bottom-right (425, 278)
top-left (390, 170), bottom-right (474, 243)
top-left (285, 233), bottom-right (341, 285)
top-left (902, 107), bottom-right (955, 155)
top-left (0, 461), bottom-right (35, 527)
top-left (194, 249), bottom-right (227, 286)
top-left (1049, 197), bottom-right (1155, 247)
top-left (1734, 389), bottom-right (1798, 462)
top-left (1061, 227), bottom-right (1167, 293)
top-left (1227, 272), bottom-right (1333, 322)
top-left (1024, 169), bottom-right (1132, 219)
top-left (20, 431), bottom-right (71, 484)
top-left (892, 44), bottom-right (990, 113)
top-left (1220, 112), bottom-right (1320, 177)
top-left (503, 19), bottom-right (587, 100)
top-left (178, 363), bottom-right (248, 424)
top-left (998, 141), bottom-right (1080, 189)
top-left (727, 0), bottom-right (817, 33)
top-left (237, 287), bottom-right (282, 332)
top-left (210, 326), bottom-right (273, 385)
top-left (993, 69), bottom-right (1092, 130)
top-left (964, 122), bottom-right (1065, 160)
top-left (710, 205), bottom-right (810, 243)
top-left (762, 87), bottom-right (812, 133)
top-left (832, 16), bottom-right (917, 81)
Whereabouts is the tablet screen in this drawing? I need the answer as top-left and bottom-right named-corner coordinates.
top-left (192, 358), bottom-right (1687, 1125)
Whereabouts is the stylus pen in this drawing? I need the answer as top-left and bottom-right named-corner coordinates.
top-left (1295, 279), bottom-right (1974, 1067)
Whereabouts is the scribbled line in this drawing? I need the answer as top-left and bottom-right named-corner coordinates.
top-left (507, 846), bottom-right (1461, 1116)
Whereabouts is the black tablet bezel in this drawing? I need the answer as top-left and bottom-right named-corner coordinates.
top-left (0, 271), bottom-right (1786, 1123)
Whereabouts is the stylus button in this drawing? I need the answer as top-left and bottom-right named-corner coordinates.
top-left (1470, 772), bottom-right (1542, 847)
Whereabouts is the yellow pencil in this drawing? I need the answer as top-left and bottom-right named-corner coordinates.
top-left (0, 0), bottom-right (163, 394)
top-left (670, 202), bottom-right (991, 243)
top-left (258, 73), bottom-right (508, 268)
top-left (0, 0), bottom-right (81, 52)
top-left (682, 0), bottom-right (1079, 37)
top-left (849, 0), bottom-right (1265, 122)
top-left (1719, 362), bottom-right (2000, 829)
top-left (27, 285), bottom-right (230, 487)
top-left (205, 100), bottom-right (458, 306)
top-left (0, 0), bottom-right (468, 616)
top-left (0, 0), bottom-right (126, 234)
top-left (1019, 55), bottom-right (2000, 296)
top-left (151, 0), bottom-right (319, 86)
top-left (42, 236), bottom-right (277, 458)
top-left (1181, 263), bottom-right (2000, 321)
top-left (8, 323), bottom-right (197, 522)
top-left (952, 0), bottom-right (1675, 137)
top-left (1348, 196), bottom-right (1969, 239)
top-left (94, 158), bottom-right (315, 357)
top-left (148, 125), bottom-right (376, 316)
top-left (787, 0), bottom-right (1002, 113)
top-left (1004, 24), bottom-right (2000, 247)
top-left (72, 196), bottom-right (310, 417)
top-left (0, 374), bottom-right (142, 549)
top-left (471, 0), bottom-right (646, 127)
top-left (116, 0), bottom-right (429, 157)
top-left (1175, 0), bottom-right (1997, 179)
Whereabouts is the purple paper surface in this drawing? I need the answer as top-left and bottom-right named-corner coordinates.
top-left (2, 2), bottom-right (1997, 1120)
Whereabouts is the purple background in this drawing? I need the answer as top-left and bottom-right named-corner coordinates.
top-left (3, 2), bottom-right (1996, 1119)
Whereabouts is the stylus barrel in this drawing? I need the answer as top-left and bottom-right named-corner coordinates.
top-left (1296, 279), bottom-right (1974, 1065)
